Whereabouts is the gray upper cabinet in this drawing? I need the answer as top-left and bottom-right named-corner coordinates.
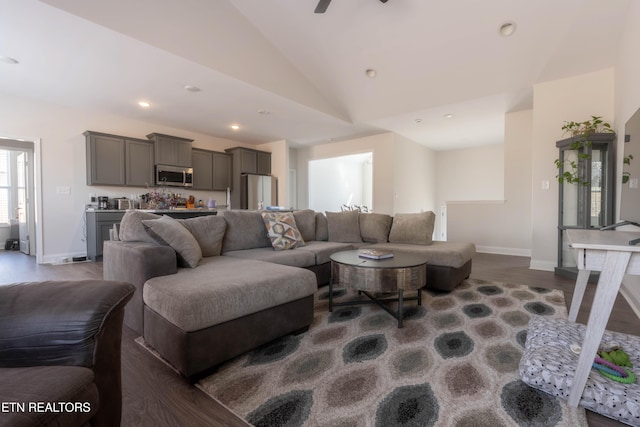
top-left (192, 149), bottom-right (213, 190)
top-left (226, 147), bottom-right (271, 175)
top-left (212, 152), bottom-right (231, 190)
top-left (256, 151), bottom-right (271, 175)
top-left (125, 139), bottom-right (154, 187)
top-left (191, 149), bottom-right (231, 191)
top-left (147, 133), bottom-right (193, 167)
top-left (85, 130), bottom-right (154, 187)
top-left (85, 131), bottom-right (126, 186)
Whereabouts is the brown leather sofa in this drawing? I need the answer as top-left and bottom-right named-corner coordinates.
top-left (0, 280), bottom-right (134, 427)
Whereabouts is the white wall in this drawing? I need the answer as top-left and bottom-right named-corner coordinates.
top-left (615, 1), bottom-right (640, 316)
top-left (297, 132), bottom-right (437, 216)
top-left (297, 133), bottom-right (396, 214)
top-left (0, 93), bottom-right (251, 263)
top-left (308, 153), bottom-right (371, 212)
top-left (530, 68), bottom-right (615, 271)
top-left (445, 111), bottom-right (532, 254)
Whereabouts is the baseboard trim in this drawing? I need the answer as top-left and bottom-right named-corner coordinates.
top-left (476, 246), bottom-right (531, 257)
top-left (529, 259), bottom-right (556, 272)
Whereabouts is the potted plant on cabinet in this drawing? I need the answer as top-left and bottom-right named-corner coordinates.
top-left (554, 116), bottom-right (615, 186)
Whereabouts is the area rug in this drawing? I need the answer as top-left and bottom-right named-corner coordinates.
top-left (197, 279), bottom-right (587, 426)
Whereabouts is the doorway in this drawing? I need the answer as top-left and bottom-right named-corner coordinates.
top-left (0, 139), bottom-right (36, 257)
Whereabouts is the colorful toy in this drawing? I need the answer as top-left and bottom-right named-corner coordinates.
top-left (592, 348), bottom-right (636, 384)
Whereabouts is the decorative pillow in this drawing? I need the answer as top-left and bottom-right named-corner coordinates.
top-left (293, 209), bottom-right (316, 242)
top-left (325, 211), bottom-right (363, 243)
top-left (261, 212), bottom-right (306, 251)
top-left (178, 216), bottom-right (227, 257)
top-left (118, 210), bottom-right (160, 243)
top-left (388, 211), bottom-right (436, 245)
top-left (142, 215), bottom-right (202, 268)
top-left (359, 212), bottom-right (393, 243)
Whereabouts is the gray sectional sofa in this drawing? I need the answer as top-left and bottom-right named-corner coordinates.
top-left (103, 208), bottom-right (475, 380)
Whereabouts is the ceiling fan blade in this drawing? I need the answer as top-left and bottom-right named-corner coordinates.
top-left (314, 0), bottom-right (331, 13)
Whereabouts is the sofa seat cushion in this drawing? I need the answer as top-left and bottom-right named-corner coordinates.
top-left (0, 366), bottom-right (98, 427)
top-left (363, 241), bottom-right (476, 269)
top-left (223, 247), bottom-right (316, 268)
top-left (296, 241), bottom-right (355, 264)
top-left (143, 256), bottom-right (317, 332)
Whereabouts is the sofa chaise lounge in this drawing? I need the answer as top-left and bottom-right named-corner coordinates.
top-left (104, 209), bottom-right (475, 380)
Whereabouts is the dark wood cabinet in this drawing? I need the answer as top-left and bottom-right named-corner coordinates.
top-left (85, 131), bottom-right (153, 187)
top-left (147, 133), bottom-right (193, 167)
top-left (212, 152), bottom-right (231, 190)
top-left (225, 147), bottom-right (272, 209)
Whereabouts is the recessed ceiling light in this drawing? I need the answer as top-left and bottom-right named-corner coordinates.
top-left (257, 109), bottom-right (271, 115)
top-left (230, 124), bottom-right (240, 130)
top-left (138, 101), bottom-right (151, 108)
top-left (499, 22), bottom-right (516, 37)
top-left (365, 69), bottom-right (377, 78)
top-left (184, 85), bottom-right (201, 92)
top-left (0, 56), bottom-right (19, 64)
top-left (444, 114), bottom-right (454, 119)
top-left (415, 119), bottom-right (423, 124)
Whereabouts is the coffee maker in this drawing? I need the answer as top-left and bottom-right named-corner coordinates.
top-left (98, 197), bottom-right (109, 210)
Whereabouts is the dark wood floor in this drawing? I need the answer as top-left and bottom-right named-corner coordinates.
top-left (1, 251), bottom-right (637, 426)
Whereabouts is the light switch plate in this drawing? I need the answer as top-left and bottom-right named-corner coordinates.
top-left (56, 186), bottom-right (70, 195)
top-left (630, 178), bottom-right (638, 189)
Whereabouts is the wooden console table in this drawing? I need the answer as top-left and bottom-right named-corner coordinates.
top-left (566, 229), bottom-right (640, 407)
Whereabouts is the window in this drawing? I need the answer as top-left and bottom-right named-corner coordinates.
top-left (0, 150), bottom-right (9, 224)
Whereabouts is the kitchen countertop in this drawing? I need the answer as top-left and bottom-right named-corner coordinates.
top-left (85, 208), bottom-right (219, 213)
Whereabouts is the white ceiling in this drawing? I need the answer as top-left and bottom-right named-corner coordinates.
top-left (0, 0), bottom-right (630, 150)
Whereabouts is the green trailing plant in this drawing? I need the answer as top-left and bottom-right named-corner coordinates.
top-left (555, 116), bottom-right (614, 186)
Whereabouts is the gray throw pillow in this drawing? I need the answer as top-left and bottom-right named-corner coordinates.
top-left (142, 215), bottom-right (202, 268)
top-left (118, 210), bottom-right (161, 243)
top-left (293, 209), bottom-right (316, 242)
top-left (178, 216), bottom-right (227, 257)
top-left (360, 212), bottom-right (393, 243)
top-left (219, 210), bottom-right (272, 252)
top-left (388, 212), bottom-right (436, 245)
top-left (326, 211), bottom-right (363, 243)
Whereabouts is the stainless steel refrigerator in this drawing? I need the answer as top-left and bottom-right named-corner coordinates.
top-left (241, 174), bottom-right (277, 209)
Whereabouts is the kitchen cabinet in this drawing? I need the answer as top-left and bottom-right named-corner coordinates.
top-left (85, 209), bottom-right (218, 261)
top-left (125, 138), bottom-right (154, 187)
top-left (147, 133), bottom-right (193, 167)
top-left (85, 131), bottom-right (154, 187)
top-left (191, 149), bottom-right (231, 191)
top-left (226, 147), bottom-right (272, 209)
top-left (212, 152), bottom-right (231, 190)
top-left (85, 132), bottom-right (126, 186)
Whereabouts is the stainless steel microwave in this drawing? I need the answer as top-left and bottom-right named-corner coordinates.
top-left (155, 164), bottom-right (193, 187)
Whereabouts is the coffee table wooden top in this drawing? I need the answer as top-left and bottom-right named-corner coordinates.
top-left (330, 250), bottom-right (427, 269)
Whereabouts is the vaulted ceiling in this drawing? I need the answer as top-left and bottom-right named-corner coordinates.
top-left (0, 0), bottom-right (630, 150)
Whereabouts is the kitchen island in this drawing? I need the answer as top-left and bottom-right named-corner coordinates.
top-left (85, 208), bottom-right (218, 261)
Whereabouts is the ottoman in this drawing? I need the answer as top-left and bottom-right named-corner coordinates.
top-left (519, 316), bottom-right (640, 425)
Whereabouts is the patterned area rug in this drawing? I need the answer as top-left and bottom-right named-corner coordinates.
top-left (197, 279), bottom-right (587, 426)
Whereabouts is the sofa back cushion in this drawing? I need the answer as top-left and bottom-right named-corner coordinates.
top-left (292, 209), bottom-right (316, 241)
top-left (326, 211), bottom-right (363, 243)
top-left (219, 210), bottom-right (272, 252)
top-left (359, 213), bottom-right (393, 243)
top-left (178, 216), bottom-right (227, 257)
top-left (315, 212), bottom-right (328, 241)
top-left (118, 210), bottom-right (161, 243)
top-left (388, 211), bottom-right (436, 245)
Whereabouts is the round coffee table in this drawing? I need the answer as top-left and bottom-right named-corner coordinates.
top-left (329, 250), bottom-right (427, 328)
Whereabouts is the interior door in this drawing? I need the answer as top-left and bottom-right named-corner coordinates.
top-left (17, 152), bottom-right (29, 254)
